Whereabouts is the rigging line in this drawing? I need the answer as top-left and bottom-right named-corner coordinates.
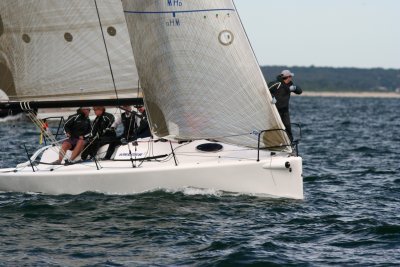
top-left (24, 110), bottom-right (66, 158)
top-left (138, 136), bottom-right (153, 168)
top-left (94, 0), bottom-right (119, 102)
top-left (181, 132), bottom-right (252, 141)
top-left (137, 80), bottom-right (141, 100)
top-left (232, 1), bottom-right (286, 137)
top-left (138, 81), bottom-right (141, 95)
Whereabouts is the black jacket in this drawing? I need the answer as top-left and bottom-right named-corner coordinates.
top-left (136, 111), bottom-right (152, 138)
top-left (121, 112), bottom-right (136, 138)
top-left (64, 111), bottom-right (91, 138)
top-left (91, 112), bottom-right (115, 138)
top-left (268, 75), bottom-right (302, 112)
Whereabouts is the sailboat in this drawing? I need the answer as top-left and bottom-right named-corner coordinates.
top-left (0, 0), bottom-right (303, 199)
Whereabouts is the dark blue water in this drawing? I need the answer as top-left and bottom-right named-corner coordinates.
top-left (1, 96), bottom-right (399, 266)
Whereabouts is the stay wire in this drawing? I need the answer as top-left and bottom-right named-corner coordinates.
top-left (94, 0), bottom-right (119, 102)
top-left (24, 109), bottom-right (67, 159)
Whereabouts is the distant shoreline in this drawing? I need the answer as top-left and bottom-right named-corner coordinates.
top-left (297, 91), bottom-right (400, 99)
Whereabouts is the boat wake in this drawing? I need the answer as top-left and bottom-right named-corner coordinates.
top-left (165, 187), bottom-right (224, 197)
top-left (98, 187), bottom-right (225, 197)
top-left (0, 187), bottom-right (238, 198)
top-left (0, 113), bottom-right (24, 123)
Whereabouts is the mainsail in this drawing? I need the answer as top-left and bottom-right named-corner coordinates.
top-left (122, 0), bottom-right (290, 149)
top-left (0, 0), bottom-right (139, 101)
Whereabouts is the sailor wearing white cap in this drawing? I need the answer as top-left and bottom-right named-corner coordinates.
top-left (268, 69), bottom-right (303, 142)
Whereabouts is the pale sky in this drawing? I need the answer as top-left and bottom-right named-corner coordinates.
top-left (234, 0), bottom-right (400, 69)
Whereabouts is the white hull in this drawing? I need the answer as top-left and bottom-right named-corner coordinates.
top-left (0, 139), bottom-right (303, 199)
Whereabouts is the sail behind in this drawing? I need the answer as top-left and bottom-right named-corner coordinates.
top-left (122, 0), bottom-right (290, 149)
top-left (0, 0), bottom-right (139, 101)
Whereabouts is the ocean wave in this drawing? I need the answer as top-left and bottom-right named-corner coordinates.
top-left (0, 97), bottom-right (399, 265)
top-left (0, 113), bottom-right (24, 123)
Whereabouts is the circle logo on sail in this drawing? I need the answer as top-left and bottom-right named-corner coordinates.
top-left (64, 32), bottom-right (73, 42)
top-left (218, 30), bottom-right (234, 46)
top-left (22, 34), bottom-right (31, 43)
top-left (107, 26), bottom-right (117, 37)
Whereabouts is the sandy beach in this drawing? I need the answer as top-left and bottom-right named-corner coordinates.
top-left (298, 91), bottom-right (400, 99)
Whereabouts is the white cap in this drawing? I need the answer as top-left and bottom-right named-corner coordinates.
top-left (281, 70), bottom-right (294, 77)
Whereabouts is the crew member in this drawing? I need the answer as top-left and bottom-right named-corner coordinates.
top-left (104, 105), bottom-right (152, 160)
top-left (268, 70), bottom-right (302, 142)
top-left (136, 106), bottom-right (151, 139)
top-left (103, 105), bottom-right (137, 160)
top-left (53, 107), bottom-right (91, 164)
top-left (81, 106), bottom-right (115, 160)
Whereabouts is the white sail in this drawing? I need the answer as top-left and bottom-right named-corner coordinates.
top-left (122, 0), bottom-right (290, 149)
top-left (0, 0), bottom-right (139, 101)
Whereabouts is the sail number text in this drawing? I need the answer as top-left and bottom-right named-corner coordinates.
top-left (166, 18), bottom-right (181, 27)
top-left (166, 0), bottom-right (182, 26)
top-left (168, 0), bottom-right (183, 6)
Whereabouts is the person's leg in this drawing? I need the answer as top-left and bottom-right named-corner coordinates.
top-left (81, 140), bottom-right (94, 160)
top-left (97, 136), bottom-right (115, 159)
top-left (88, 140), bottom-right (101, 159)
top-left (104, 138), bottom-right (121, 160)
top-left (278, 110), bottom-right (293, 143)
top-left (58, 142), bottom-right (72, 162)
top-left (70, 139), bottom-right (85, 161)
top-left (282, 112), bottom-right (293, 142)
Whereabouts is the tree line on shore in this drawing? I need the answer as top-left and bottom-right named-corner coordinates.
top-left (261, 66), bottom-right (400, 92)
